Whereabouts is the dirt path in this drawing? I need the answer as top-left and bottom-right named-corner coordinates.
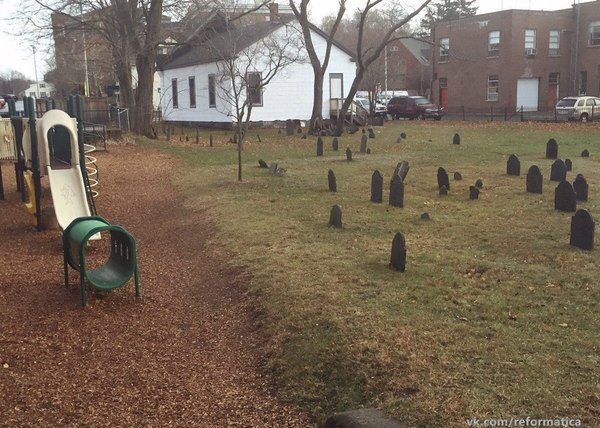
top-left (0, 144), bottom-right (311, 427)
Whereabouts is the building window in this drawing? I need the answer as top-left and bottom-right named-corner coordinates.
top-left (488, 31), bottom-right (500, 57)
top-left (188, 76), bottom-right (196, 108)
top-left (590, 22), bottom-right (600, 46)
top-left (487, 75), bottom-right (499, 102)
top-left (549, 72), bottom-right (560, 85)
top-left (246, 72), bottom-right (262, 106)
top-left (29, 92), bottom-right (35, 97)
top-left (40, 92), bottom-right (47, 98)
top-left (439, 38), bottom-right (449, 63)
top-left (549, 30), bottom-right (560, 55)
top-left (171, 78), bottom-right (178, 108)
top-left (208, 74), bottom-right (216, 108)
top-left (439, 78), bottom-right (448, 88)
top-left (525, 29), bottom-right (537, 55)
top-left (40, 83), bottom-right (46, 88)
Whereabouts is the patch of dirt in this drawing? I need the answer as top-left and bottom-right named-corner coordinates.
top-left (0, 143), bottom-right (312, 427)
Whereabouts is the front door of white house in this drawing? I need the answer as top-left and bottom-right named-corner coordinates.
top-left (330, 73), bottom-right (343, 100)
top-left (516, 78), bottom-right (539, 112)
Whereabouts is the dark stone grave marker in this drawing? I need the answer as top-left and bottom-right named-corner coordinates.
top-left (332, 137), bottom-right (339, 151)
top-left (546, 138), bottom-right (558, 159)
top-left (367, 148), bottom-right (371, 154)
top-left (400, 132), bottom-right (407, 139)
top-left (317, 137), bottom-right (324, 156)
top-left (209, 134), bottom-right (213, 147)
top-left (469, 185), bottom-right (480, 200)
top-left (328, 169), bottom-right (337, 192)
top-left (573, 174), bottom-right (588, 201)
top-left (268, 163), bottom-right (278, 176)
top-left (439, 185), bottom-right (448, 196)
top-left (389, 175), bottom-right (404, 208)
top-left (396, 137), bottom-right (402, 144)
top-left (368, 128), bottom-right (375, 139)
top-left (550, 159), bottom-right (567, 182)
top-left (437, 167), bottom-right (450, 191)
top-left (526, 165), bottom-right (543, 193)
top-left (346, 147), bottom-right (352, 161)
top-left (285, 119), bottom-right (294, 136)
top-left (371, 170), bottom-right (383, 203)
top-left (395, 160), bottom-right (410, 181)
top-left (329, 205), bottom-right (343, 228)
top-left (507, 154), bottom-right (520, 176)
top-left (554, 181), bottom-right (577, 212)
top-left (258, 159), bottom-right (268, 168)
top-left (475, 179), bottom-right (483, 189)
top-left (582, 149), bottom-right (590, 157)
top-left (565, 158), bottom-right (572, 171)
top-left (570, 209), bottom-right (594, 250)
top-left (420, 212), bottom-right (430, 221)
top-left (453, 133), bottom-right (460, 145)
top-left (360, 134), bottom-right (368, 153)
top-left (454, 172), bottom-right (462, 180)
top-left (390, 232), bottom-right (406, 272)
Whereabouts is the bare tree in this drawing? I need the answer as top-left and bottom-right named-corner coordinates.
top-left (209, 18), bottom-right (305, 181)
top-left (331, 0), bottom-right (432, 135)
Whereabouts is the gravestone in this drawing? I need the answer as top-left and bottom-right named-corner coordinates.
top-left (453, 133), bottom-right (460, 145)
top-left (346, 147), bottom-right (352, 161)
top-left (420, 212), bottom-right (430, 221)
top-left (454, 172), bottom-right (462, 180)
top-left (371, 170), bottom-right (383, 203)
top-left (546, 138), bottom-right (558, 159)
top-left (285, 119), bottom-right (295, 136)
top-left (507, 154), bottom-right (520, 176)
top-left (565, 158), bottom-right (572, 171)
top-left (570, 209), bottom-right (594, 250)
top-left (475, 179), bottom-right (483, 189)
top-left (390, 232), bottom-right (406, 272)
top-left (360, 134), bottom-right (368, 153)
top-left (395, 161), bottom-right (410, 181)
top-left (258, 159), bottom-right (268, 168)
top-left (317, 137), bottom-right (324, 156)
top-left (274, 166), bottom-right (286, 177)
top-left (550, 159), bottom-right (567, 182)
top-left (368, 128), bottom-right (375, 139)
top-left (396, 137), bottom-right (402, 144)
top-left (329, 205), bottom-right (343, 228)
top-left (554, 181), bottom-right (577, 212)
top-left (301, 134), bottom-right (307, 139)
top-left (439, 185), bottom-right (448, 196)
top-left (268, 163), bottom-right (278, 176)
top-left (437, 167), bottom-right (450, 191)
top-left (328, 169), bottom-right (337, 192)
top-left (332, 137), bottom-right (339, 151)
top-left (526, 165), bottom-right (543, 194)
top-left (389, 175), bottom-right (404, 208)
top-left (573, 174), bottom-right (588, 201)
top-left (469, 185), bottom-right (480, 200)
top-left (400, 132), bottom-right (407, 139)
top-left (581, 149), bottom-right (590, 157)
top-left (257, 134), bottom-right (261, 143)
top-left (366, 148), bottom-right (371, 154)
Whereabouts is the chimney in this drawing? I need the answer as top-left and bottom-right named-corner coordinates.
top-left (269, 3), bottom-right (279, 22)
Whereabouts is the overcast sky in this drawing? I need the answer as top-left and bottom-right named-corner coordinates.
top-left (0, 0), bottom-right (584, 82)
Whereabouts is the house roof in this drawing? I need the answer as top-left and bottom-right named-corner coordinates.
top-left (160, 16), bottom-right (355, 71)
top-left (400, 38), bottom-right (431, 65)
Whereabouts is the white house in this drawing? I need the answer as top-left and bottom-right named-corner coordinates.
top-left (158, 13), bottom-right (356, 124)
top-left (22, 81), bottom-right (56, 99)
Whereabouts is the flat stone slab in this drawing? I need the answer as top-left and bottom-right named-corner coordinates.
top-left (325, 408), bottom-right (409, 428)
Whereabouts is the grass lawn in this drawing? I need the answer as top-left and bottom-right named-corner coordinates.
top-left (140, 120), bottom-right (599, 427)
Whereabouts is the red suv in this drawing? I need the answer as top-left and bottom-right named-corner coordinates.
top-left (387, 96), bottom-right (444, 120)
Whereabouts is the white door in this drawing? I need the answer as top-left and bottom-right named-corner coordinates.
top-left (516, 78), bottom-right (539, 112)
top-left (330, 74), bottom-right (343, 99)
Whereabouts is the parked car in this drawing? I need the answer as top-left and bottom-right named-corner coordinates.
top-left (555, 96), bottom-right (600, 122)
top-left (387, 96), bottom-right (444, 120)
top-left (354, 97), bottom-right (387, 117)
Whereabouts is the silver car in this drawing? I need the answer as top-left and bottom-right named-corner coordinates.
top-left (556, 96), bottom-right (600, 122)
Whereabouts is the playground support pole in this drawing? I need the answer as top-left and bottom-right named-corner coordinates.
top-left (75, 95), bottom-right (97, 216)
top-left (27, 97), bottom-right (42, 231)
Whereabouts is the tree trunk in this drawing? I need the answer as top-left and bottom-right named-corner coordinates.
top-left (334, 69), bottom-right (364, 135)
top-left (133, 53), bottom-right (155, 135)
top-left (309, 72), bottom-right (324, 133)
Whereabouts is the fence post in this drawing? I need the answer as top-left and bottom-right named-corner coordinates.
top-left (554, 108), bottom-right (557, 122)
top-left (520, 106), bottom-right (524, 122)
top-left (462, 106), bottom-right (465, 121)
top-left (491, 105), bottom-right (494, 122)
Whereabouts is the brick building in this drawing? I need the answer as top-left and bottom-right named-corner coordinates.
top-left (432, 0), bottom-right (600, 112)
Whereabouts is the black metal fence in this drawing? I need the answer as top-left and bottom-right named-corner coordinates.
top-left (442, 105), bottom-right (598, 122)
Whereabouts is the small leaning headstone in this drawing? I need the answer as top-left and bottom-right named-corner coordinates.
top-left (546, 138), bottom-right (558, 159)
top-left (437, 167), bottom-right (450, 191)
top-left (268, 162), bottom-right (278, 176)
top-left (454, 172), bottom-right (462, 180)
top-left (329, 205), bottom-right (343, 228)
top-left (366, 148), bottom-right (371, 154)
top-left (317, 137), bottom-right (324, 156)
top-left (554, 181), bottom-right (577, 212)
top-left (507, 154), bottom-right (520, 176)
top-left (389, 175), bottom-right (404, 208)
top-left (565, 158), bottom-right (572, 171)
top-left (570, 209), bottom-right (594, 250)
top-left (328, 169), bottom-right (337, 192)
top-left (469, 186), bottom-right (480, 200)
top-left (332, 137), bottom-right (339, 151)
top-left (550, 159), bottom-right (567, 182)
top-left (360, 134), bottom-right (368, 153)
top-left (420, 212), bottom-right (430, 221)
top-left (475, 179), bottom-right (483, 189)
top-left (526, 165), bottom-right (543, 194)
top-left (285, 119), bottom-right (294, 136)
top-left (390, 232), bottom-right (406, 272)
top-left (258, 159), bottom-right (268, 168)
top-left (396, 161), bottom-right (410, 181)
top-left (439, 185), bottom-right (448, 196)
top-left (371, 170), bottom-right (383, 203)
top-left (346, 147), bottom-right (352, 161)
top-left (581, 149), bottom-right (590, 158)
top-left (368, 128), bottom-right (375, 139)
top-left (573, 174), bottom-right (588, 201)
top-left (452, 133), bottom-right (460, 145)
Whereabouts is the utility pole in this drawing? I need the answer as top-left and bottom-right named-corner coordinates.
top-left (32, 46), bottom-right (40, 98)
top-left (80, 2), bottom-right (90, 96)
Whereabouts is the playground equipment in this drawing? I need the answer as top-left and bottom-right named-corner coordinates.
top-left (63, 216), bottom-right (139, 307)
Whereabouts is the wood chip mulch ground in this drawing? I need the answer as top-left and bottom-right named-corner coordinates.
top-left (0, 143), bottom-right (312, 427)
